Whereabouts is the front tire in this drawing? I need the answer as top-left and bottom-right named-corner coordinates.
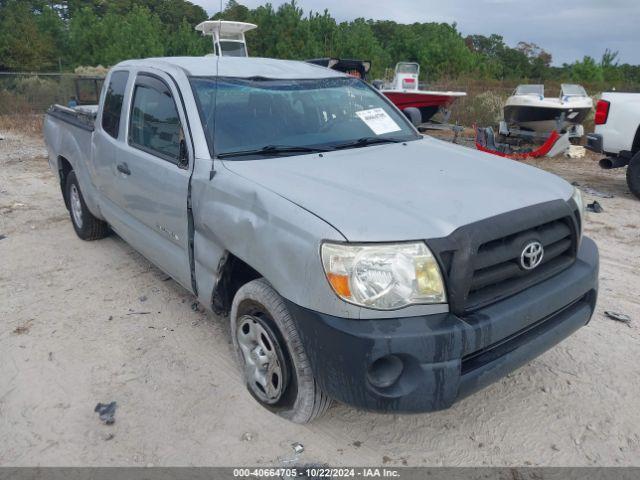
top-left (65, 171), bottom-right (109, 240)
top-left (627, 152), bottom-right (640, 200)
top-left (230, 278), bottom-right (332, 423)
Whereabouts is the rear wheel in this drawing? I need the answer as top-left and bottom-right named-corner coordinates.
top-left (230, 278), bottom-right (332, 423)
top-left (627, 152), bottom-right (640, 200)
top-left (65, 171), bottom-right (109, 240)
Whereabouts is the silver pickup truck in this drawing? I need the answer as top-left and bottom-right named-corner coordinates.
top-left (44, 56), bottom-right (599, 423)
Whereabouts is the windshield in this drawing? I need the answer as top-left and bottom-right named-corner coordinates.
top-left (515, 84), bottom-right (544, 97)
top-left (396, 63), bottom-right (419, 74)
top-left (561, 84), bottom-right (587, 97)
top-left (190, 76), bottom-right (419, 158)
top-left (219, 41), bottom-right (247, 57)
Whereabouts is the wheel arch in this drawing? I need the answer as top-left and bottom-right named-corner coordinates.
top-left (632, 124), bottom-right (640, 155)
top-left (58, 156), bottom-right (73, 209)
top-left (211, 252), bottom-right (263, 315)
top-left (192, 168), bottom-right (349, 319)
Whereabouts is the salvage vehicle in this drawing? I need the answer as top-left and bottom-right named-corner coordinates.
top-left (586, 92), bottom-right (640, 199)
top-left (44, 56), bottom-right (599, 423)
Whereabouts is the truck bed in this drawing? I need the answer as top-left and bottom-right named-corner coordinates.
top-left (43, 105), bottom-right (97, 199)
top-left (46, 104), bottom-right (98, 132)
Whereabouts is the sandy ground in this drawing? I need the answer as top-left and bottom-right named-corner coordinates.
top-left (1, 127), bottom-right (639, 467)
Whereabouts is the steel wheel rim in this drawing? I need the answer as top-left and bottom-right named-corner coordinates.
top-left (236, 315), bottom-right (285, 404)
top-left (69, 184), bottom-right (83, 229)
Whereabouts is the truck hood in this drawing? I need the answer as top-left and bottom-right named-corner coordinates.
top-left (222, 137), bottom-right (573, 242)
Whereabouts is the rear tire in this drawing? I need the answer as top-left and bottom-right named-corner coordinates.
top-left (627, 152), bottom-right (640, 200)
top-left (230, 278), bottom-right (332, 423)
top-left (65, 171), bottom-right (109, 240)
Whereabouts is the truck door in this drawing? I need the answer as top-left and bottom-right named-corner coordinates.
top-left (93, 70), bottom-right (130, 203)
top-left (109, 71), bottom-right (193, 290)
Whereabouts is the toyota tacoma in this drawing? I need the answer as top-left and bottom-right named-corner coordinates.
top-left (44, 56), bottom-right (599, 423)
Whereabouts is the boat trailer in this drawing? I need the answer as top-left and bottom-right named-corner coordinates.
top-left (475, 126), bottom-right (571, 159)
top-left (498, 111), bottom-right (585, 141)
top-left (417, 108), bottom-right (464, 141)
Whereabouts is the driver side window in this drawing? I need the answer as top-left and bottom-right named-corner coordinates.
top-left (129, 74), bottom-right (183, 164)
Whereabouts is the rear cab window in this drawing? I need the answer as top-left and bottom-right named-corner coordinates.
top-left (128, 74), bottom-right (183, 163)
top-left (101, 71), bottom-right (129, 138)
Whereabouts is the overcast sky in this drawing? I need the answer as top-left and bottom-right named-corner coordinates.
top-left (192, 0), bottom-right (640, 66)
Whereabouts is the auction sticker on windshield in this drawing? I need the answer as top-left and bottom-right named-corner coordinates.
top-left (356, 108), bottom-right (402, 135)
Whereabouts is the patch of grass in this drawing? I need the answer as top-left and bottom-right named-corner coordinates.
top-left (0, 114), bottom-right (44, 135)
top-left (453, 90), bottom-right (508, 127)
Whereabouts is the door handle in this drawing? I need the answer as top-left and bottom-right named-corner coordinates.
top-left (117, 163), bottom-right (131, 175)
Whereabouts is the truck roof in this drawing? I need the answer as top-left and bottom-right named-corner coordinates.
top-left (115, 56), bottom-right (346, 80)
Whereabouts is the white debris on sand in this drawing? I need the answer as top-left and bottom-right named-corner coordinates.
top-left (565, 145), bottom-right (587, 158)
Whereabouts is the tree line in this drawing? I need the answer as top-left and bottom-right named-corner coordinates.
top-left (1, 0), bottom-right (638, 87)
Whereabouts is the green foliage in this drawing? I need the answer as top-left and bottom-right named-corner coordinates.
top-left (217, 1), bottom-right (327, 60)
top-left (334, 19), bottom-right (389, 78)
top-left (216, 3), bottom-right (475, 81)
top-left (465, 34), bottom-right (549, 80)
top-left (166, 19), bottom-right (211, 56)
top-left (1, 0), bottom-right (209, 70)
top-left (269, 1), bottom-right (318, 59)
top-left (101, 6), bottom-right (165, 64)
top-left (600, 49), bottom-right (623, 83)
top-left (0, 1), bottom-right (62, 70)
top-left (458, 90), bottom-right (508, 126)
top-left (68, 7), bottom-right (106, 67)
top-left (307, 10), bottom-right (336, 58)
top-left (570, 56), bottom-right (604, 83)
top-left (0, 0), bottom-right (638, 90)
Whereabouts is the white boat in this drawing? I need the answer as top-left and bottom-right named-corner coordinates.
top-left (195, 20), bottom-right (257, 57)
top-left (503, 84), bottom-right (593, 135)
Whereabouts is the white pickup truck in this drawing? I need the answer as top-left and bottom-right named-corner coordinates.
top-left (586, 92), bottom-right (640, 199)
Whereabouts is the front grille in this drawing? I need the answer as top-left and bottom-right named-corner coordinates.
top-left (466, 219), bottom-right (575, 310)
top-left (428, 200), bottom-right (580, 315)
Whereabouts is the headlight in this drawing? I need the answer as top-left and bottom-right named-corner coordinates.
top-left (321, 242), bottom-right (446, 310)
top-left (571, 186), bottom-right (585, 241)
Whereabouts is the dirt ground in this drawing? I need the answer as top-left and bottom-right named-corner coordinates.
top-left (1, 126), bottom-right (639, 467)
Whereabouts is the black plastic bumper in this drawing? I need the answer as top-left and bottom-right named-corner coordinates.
top-left (287, 237), bottom-right (599, 413)
top-left (586, 133), bottom-right (603, 153)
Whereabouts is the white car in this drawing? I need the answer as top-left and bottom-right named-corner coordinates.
top-left (587, 92), bottom-right (640, 199)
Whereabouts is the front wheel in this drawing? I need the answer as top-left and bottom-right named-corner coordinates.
top-left (65, 171), bottom-right (109, 240)
top-left (230, 278), bottom-right (332, 423)
top-left (627, 152), bottom-right (640, 200)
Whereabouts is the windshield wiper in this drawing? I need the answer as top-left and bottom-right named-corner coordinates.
top-left (332, 136), bottom-right (404, 150)
top-left (217, 144), bottom-right (331, 159)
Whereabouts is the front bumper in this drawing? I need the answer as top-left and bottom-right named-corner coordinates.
top-left (287, 237), bottom-right (599, 412)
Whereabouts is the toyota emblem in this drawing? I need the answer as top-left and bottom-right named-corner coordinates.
top-left (520, 241), bottom-right (544, 270)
